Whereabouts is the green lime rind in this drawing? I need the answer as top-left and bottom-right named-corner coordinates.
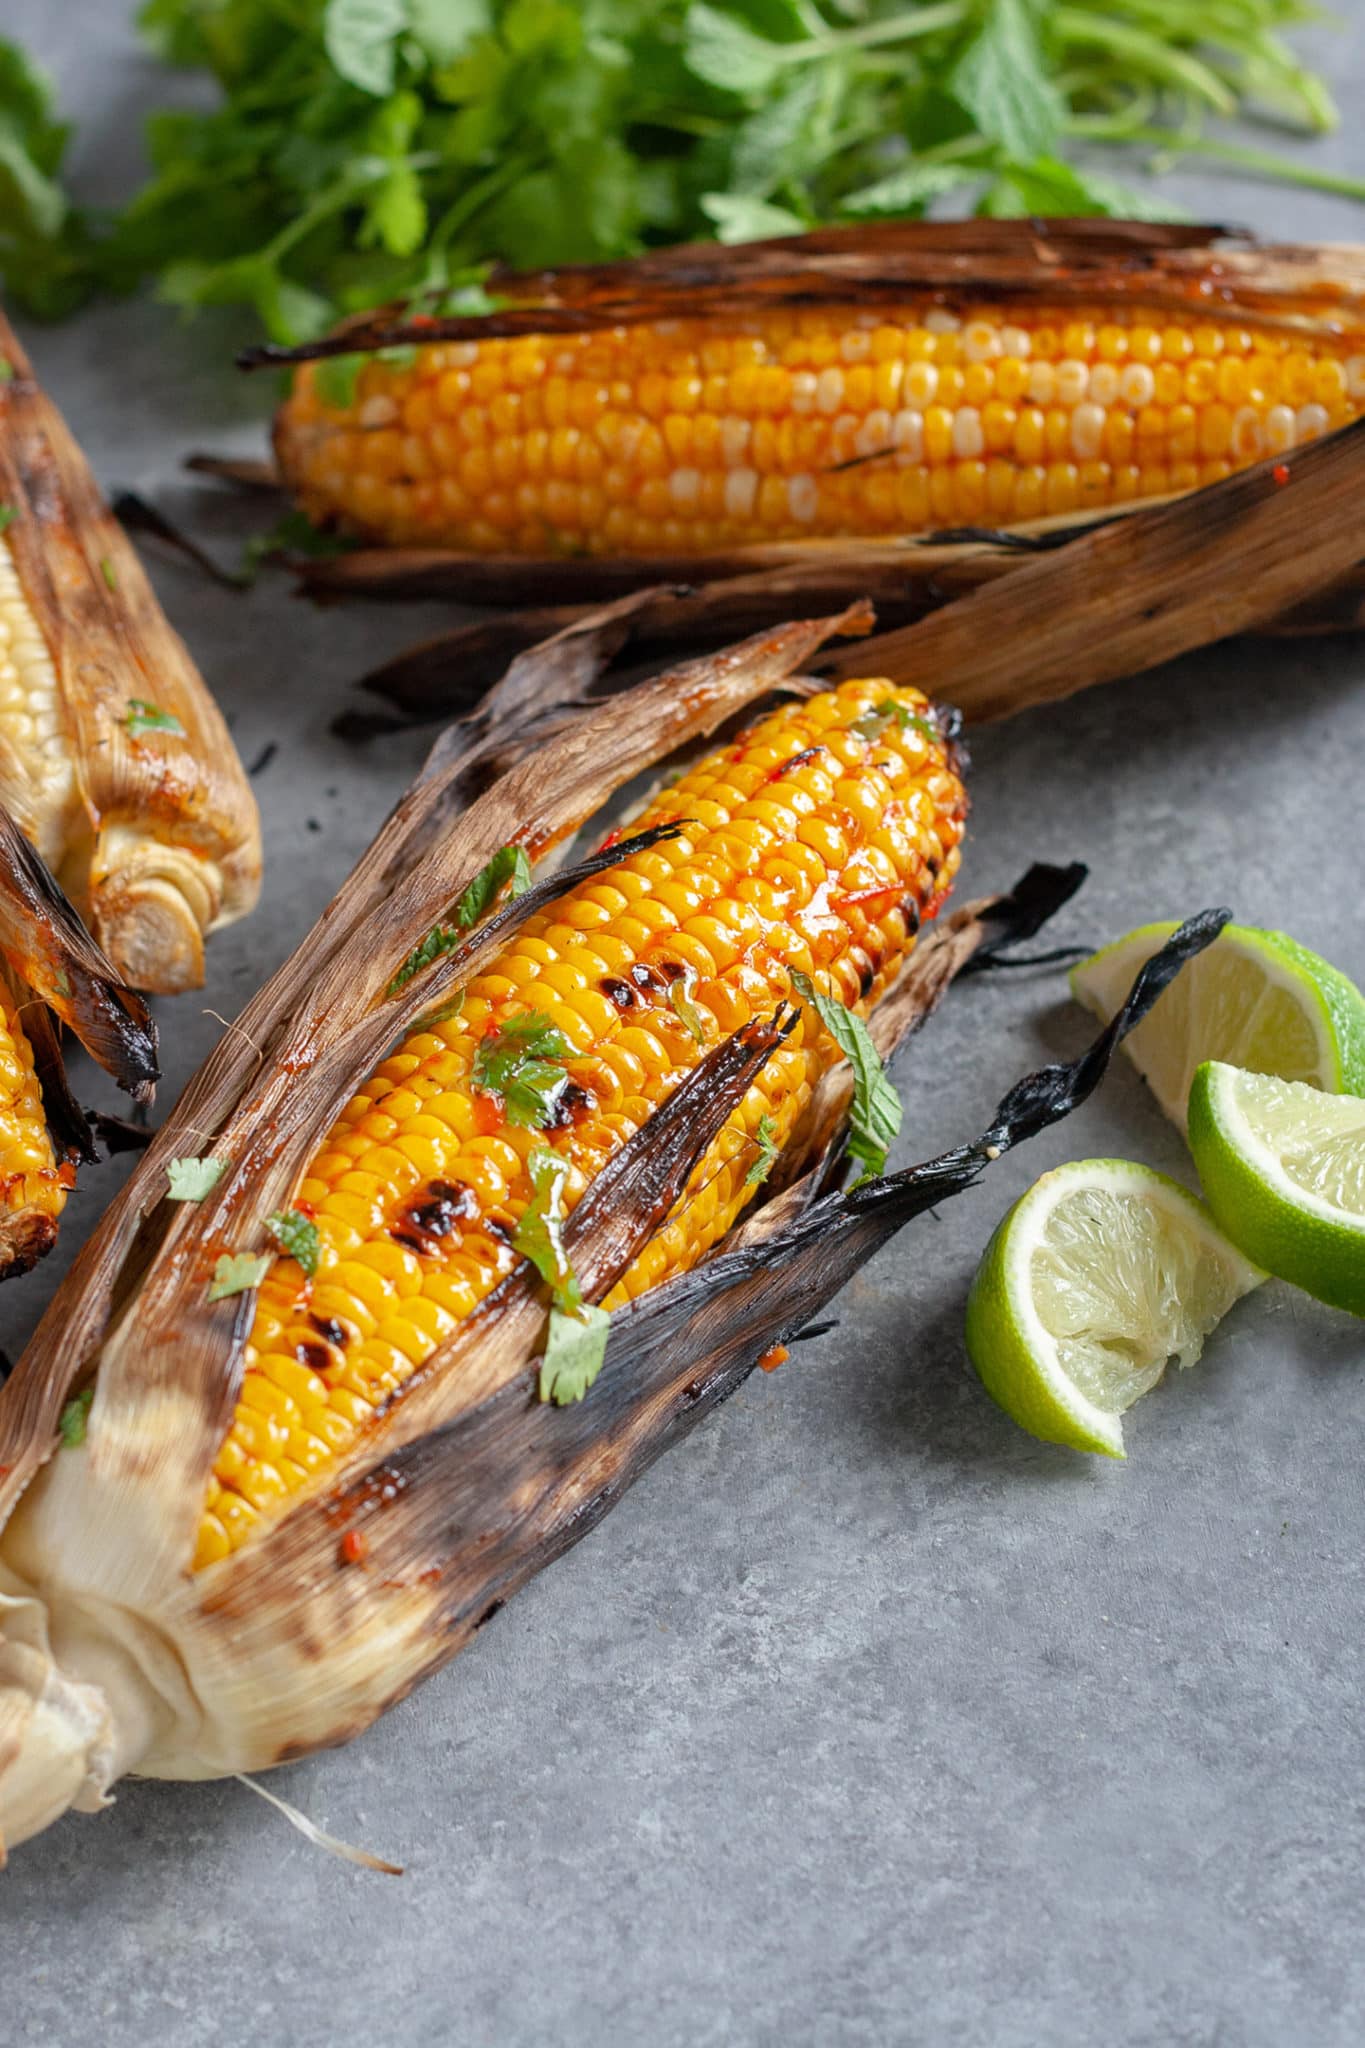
top-left (965, 1157), bottom-right (1261, 1458)
top-left (1070, 921), bottom-right (1365, 1122)
top-left (1188, 1062), bottom-right (1365, 1319)
top-left (967, 1194), bottom-right (1126, 1458)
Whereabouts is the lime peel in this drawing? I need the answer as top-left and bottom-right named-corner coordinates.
top-left (1189, 1062), bottom-right (1365, 1319)
top-left (966, 1157), bottom-right (1265, 1456)
top-left (1070, 921), bottom-right (1365, 1126)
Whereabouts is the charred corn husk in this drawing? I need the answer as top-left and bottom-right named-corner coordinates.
top-left (0, 608), bottom-right (1205, 1862)
top-left (0, 312), bottom-right (261, 993)
top-left (0, 802), bottom-right (158, 1277)
top-left (270, 222), bottom-right (1365, 557)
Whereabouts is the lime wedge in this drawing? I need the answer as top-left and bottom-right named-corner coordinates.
top-left (1188, 1062), bottom-right (1365, 1317)
top-left (965, 1158), bottom-right (1265, 1455)
top-left (1071, 923), bottom-right (1365, 1126)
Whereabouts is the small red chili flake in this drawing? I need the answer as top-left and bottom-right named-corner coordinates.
top-left (1272, 463), bottom-right (1291, 487)
top-left (757, 1344), bottom-right (789, 1374)
top-left (407, 313), bottom-right (437, 330)
top-left (340, 1529), bottom-right (368, 1567)
top-left (596, 826), bottom-right (625, 853)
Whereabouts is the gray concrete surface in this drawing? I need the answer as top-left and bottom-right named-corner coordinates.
top-left (3, 8), bottom-right (1365, 2045)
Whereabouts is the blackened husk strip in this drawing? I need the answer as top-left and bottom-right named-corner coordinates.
top-left (302, 911), bottom-right (1227, 1646)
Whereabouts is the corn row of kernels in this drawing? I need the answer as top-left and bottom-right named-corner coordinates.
top-left (0, 982), bottom-right (61, 1218)
top-left (195, 678), bottom-right (966, 1566)
top-left (276, 300), bottom-right (1365, 556)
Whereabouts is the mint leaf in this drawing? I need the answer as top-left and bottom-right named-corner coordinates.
top-left (539, 1302), bottom-right (611, 1405)
top-left (791, 970), bottom-right (901, 1184)
top-left (124, 698), bottom-right (184, 738)
top-left (512, 1148), bottom-right (580, 1309)
top-left (841, 160), bottom-right (989, 220)
top-left (950, 0), bottom-right (1063, 164)
top-left (682, 4), bottom-right (785, 96)
top-left (266, 1208), bottom-right (321, 1277)
top-left (700, 193), bottom-right (805, 243)
top-left (208, 1251), bottom-right (272, 1303)
top-left (167, 1155), bottom-right (226, 1202)
top-left (323, 0), bottom-right (410, 97)
top-left (58, 1387), bottom-right (94, 1448)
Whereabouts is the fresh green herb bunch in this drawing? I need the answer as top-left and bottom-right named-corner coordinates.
top-left (0, 0), bottom-right (1355, 339)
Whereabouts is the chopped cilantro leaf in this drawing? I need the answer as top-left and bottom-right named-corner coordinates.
top-left (58, 1387), bottom-right (94, 1447)
top-left (0, 504), bottom-right (17, 533)
top-left (266, 1207), bottom-right (321, 1277)
top-left (472, 1012), bottom-right (571, 1131)
top-left (512, 1148), bottom-right (580, 1310)
top-left (852, 700), bottom-right (940, 747)
top-left (208, 1250), bottom-right (272, 1302)
top-left (539, 1302), bottom-right (611, 1406)
top-left (744, 1112), bottom-right (780, 1189)
top-left (124, 698), bottom-right (183, 738)
top-left (388, 845), bottom-right (532, 994)
top-left (99, 556), bottom-right (117, 591)
top-left (167, 1155), bottom-right (226, 1202)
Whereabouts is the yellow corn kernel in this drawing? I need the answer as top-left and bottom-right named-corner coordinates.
top-left (200, 677), bottom-right (968, 1561)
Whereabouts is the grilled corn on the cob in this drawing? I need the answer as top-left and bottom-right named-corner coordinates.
top-left (276, 304), bottom-right (1365, 555)
top-left (0, 313), bottom-right (261, 993)
top-left (198, 675), bottom-right (965, 1565)
top-left (0, 606), bottom-right (987, 1851)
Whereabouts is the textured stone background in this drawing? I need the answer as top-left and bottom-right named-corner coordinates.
top-left (3, 8), bottom-right (1365, 2044)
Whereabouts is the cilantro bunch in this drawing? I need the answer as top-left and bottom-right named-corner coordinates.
top-left (1, 0), bottom-right (1357, 342)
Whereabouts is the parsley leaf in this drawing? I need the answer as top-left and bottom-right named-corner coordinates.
top-left (266, 1208), bottom-right (321, 1277)
top-left (473, 1011), bottom-right (571, 1130)
top-left (208, 1251), bottom-right (272, 1303)
top-left (124, 698), bottom-right (184, 738)
top-left (167, 1155), bottom-right (226, 1202)
top-left (539, 1301), bottom-right (611, 1405)
top-left (58, 1387), bottom-right (94, 1448)
top-left (791, 970), bottom-right (901, 1184)
top-left (512, 1147), bottom-right (580, 1309)
top-left (744, 1111), bottom-right (780, 1189)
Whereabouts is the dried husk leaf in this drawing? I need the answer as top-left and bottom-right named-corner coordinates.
top-left (0, 312), bottom-right (261, 993)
